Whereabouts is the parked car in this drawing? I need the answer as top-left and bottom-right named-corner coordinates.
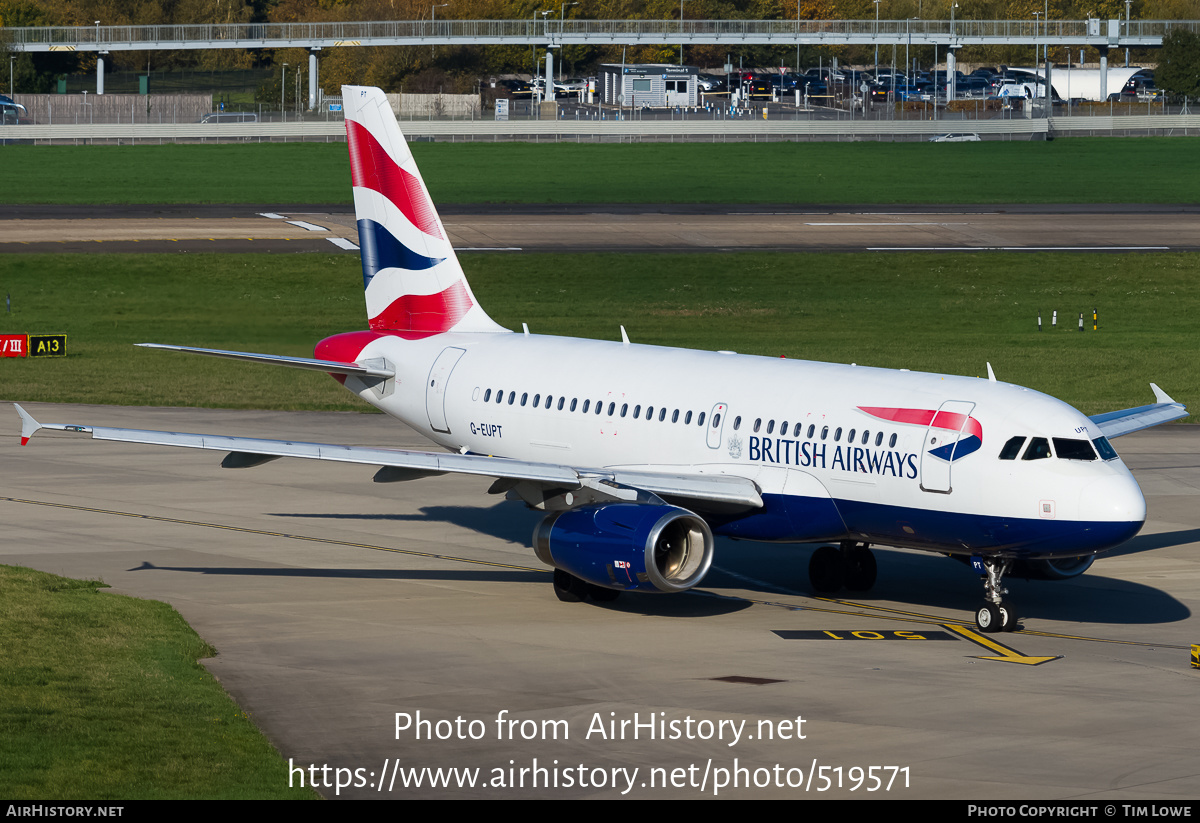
top-left (929, 133), bottom-right (981, 142)
top-left (0, 102), bottom-right (23, 125)
top-left (199, 112), bottom-right (258, 124)
top-left (497, 78), bottom-right (532, 97)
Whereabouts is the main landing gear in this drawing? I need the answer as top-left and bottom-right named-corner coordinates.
top-left (808, 541), bottom-right (877, 593)
top-left (975, 557), bottom-right (1018, 633)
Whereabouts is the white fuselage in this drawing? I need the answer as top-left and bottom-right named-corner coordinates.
top-left (328, 330), bottom-right (1145, 560)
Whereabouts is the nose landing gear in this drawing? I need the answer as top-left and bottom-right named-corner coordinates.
top-left (976, 557), bottom-right (1017, 633)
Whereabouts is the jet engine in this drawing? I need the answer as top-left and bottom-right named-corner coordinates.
top-left (1011, 555), bottom-right (1096, 580)
top-left (533, 503), bottom-right (713, 593)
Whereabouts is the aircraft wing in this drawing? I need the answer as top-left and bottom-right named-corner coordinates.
top-left (1089, 383), bottom-right (1188, 439)
top-left (13, 405), bottom-right (763, 509)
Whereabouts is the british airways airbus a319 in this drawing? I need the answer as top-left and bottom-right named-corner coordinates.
top-left (15, 85), bottom-right (1188, 634)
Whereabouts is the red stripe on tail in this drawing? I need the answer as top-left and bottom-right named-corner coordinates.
top-left (346, 120), bottom-right (444, 240)
top-left (368, 281), bottom-right (473, 335)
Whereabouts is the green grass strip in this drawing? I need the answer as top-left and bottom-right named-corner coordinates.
top-left (0, 251), bottom-right (1192, 419)
top-left (3, 137), bottom-right (1198, 204)
top-left (0, 564), bottom-right (317, 799)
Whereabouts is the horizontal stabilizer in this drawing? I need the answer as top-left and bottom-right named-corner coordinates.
top-left (1089, 383), bottom-right (1188, 439)
top-left (136, 344), bottom-right (395, 379)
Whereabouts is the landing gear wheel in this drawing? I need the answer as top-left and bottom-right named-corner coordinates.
top-left (809, 545), bottom-right (845, 593)
top-left (843, 544), bottom-right (877, 591)
top-left (976, 603), bottom-right (1002, 633)
top-left (999, 602), bottom-right (1018, 632)
top-left (553, 569), bottom-right (587, 603)
top-left (586, 584), bottom-right (622, 603)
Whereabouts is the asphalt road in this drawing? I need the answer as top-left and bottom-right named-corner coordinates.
top-left (4, 402), bottom-right (1199, 799)
top-left (2, 203), bottom-right (1199, 254)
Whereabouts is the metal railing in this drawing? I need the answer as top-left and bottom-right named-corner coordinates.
top-left (6, 18), bottom-right (1199, 52)
top-left (2, 108), bottom-right (1195, 143)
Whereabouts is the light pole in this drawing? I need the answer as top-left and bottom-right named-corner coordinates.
top-left (1124, 0), bottom-right (1132, 65)
top-left (873, 0), bottom-right (881, 80)
top-left (9, 56), bottom-right (14, 98)
top-left (948, 2), bottom-right (958, 105)
top-left (559, 3), bottom-right (578, 82)
top-left (906, 18), bottom-right (918, 86)
top-left (1033, 12), bottom-right (1041, 69)
top-left (431, 4), bottom-right (449, 57)
top-left (679, 0), bottom-right (690, 66)
top-left (281, 63), bottom-right (287, 122)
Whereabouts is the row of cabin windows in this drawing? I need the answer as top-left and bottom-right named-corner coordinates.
top-left (480, 388), bottom-right (710, 427)
top-left (997, 435), bottom-right (1118, 462)
top-left (476, 389), bottom-right (904, 447)
top-left (730, 415), bottom-right (899, 449)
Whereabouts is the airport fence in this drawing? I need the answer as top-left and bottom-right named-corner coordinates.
top-left (2, 100), bottom-right (1197, 143)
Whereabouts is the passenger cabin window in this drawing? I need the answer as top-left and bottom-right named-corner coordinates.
top-left (767, 420), bottom-right (775, 434)
top-left (1053, 438), bottom-right (1097, 461)
top-left (754, 419), bottom-right (761, 433)
top-left (999, 436), bottom-right (1026, 460)
top-left (808, 425), bottom-right (815, 438)
top-left (1094, 436), bottom-right (1119, 461)
top-left (484, 389), bottom-right (491, 402)
top-left (685, 411), bottom-right (693, 424)
top-left (1022, 437), bottom-right (1052, 460)
top-left (733, 416), bottom-right (742, 431)
top-left (697, 412), bottom-right (706, 426)
top-left (834, 427), bottom-right (842, 442)
top-left (888, 433), bottom-right (897, 448)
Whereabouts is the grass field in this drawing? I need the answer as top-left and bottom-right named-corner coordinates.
top-left (3, 137), bottom-right (1198, 204)
top-left (0, 251), bottom-right (1193, 419)
top-left (0, 565), bottom-right (317, 799)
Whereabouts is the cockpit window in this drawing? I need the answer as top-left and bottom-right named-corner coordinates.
top-left (1022, 437), bottom-right (1052, 461)
top-left (999, 436), bottom-right (1026, 460)
top-left (1093, 436), bottom-right (1119, 461)
top-left (1053, 438), bottom-right (1097, 461)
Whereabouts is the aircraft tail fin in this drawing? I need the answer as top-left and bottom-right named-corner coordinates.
top-left (342, 85), bottom-right (505, 338)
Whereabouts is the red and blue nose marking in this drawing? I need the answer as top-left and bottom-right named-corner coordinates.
top-left (859, 406), bottom-right (983, 461)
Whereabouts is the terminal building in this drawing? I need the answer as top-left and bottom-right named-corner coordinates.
top-left (599, 64), bottom-right (699, 107)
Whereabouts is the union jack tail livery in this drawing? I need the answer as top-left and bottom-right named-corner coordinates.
top-left (343, 85), bottom-right (505, 338)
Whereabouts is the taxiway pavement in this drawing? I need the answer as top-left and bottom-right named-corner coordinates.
top-left (3, 402), bottom-right (1199, 799)
top-left (2, 204), bottom-right (1199, 254)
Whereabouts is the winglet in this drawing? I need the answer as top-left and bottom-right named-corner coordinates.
top-left (14, 404), bottom-right (41, 446)
top-left (1150, 382), bottom-right (1176, 405)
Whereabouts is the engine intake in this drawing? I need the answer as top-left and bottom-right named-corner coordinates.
top-left (533, 503), bottom-right (714, 593)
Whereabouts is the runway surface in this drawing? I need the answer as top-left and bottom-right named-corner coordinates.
top-left (2, 203), bottom-right (1199, 254)
top-left (4, 402), bottom-right (1199, 799)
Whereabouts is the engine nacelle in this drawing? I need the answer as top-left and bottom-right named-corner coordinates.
top-left (1011, 555), bottom-right (1096, 580)
top-left (533, 503), bottom-right (714, 593)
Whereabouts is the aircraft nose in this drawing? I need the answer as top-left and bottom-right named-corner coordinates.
top-left (1078, 471), bottom-right (1146, 539)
